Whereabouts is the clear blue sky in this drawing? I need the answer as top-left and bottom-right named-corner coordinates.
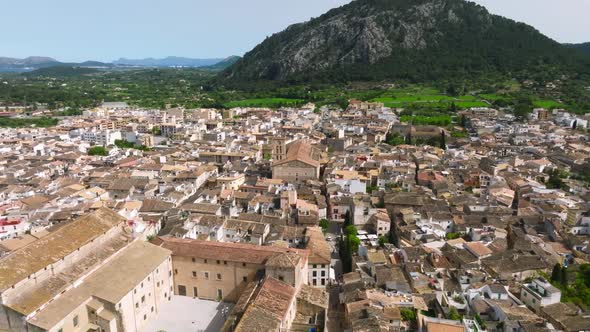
top-left (2, 0), bottom-right (589, 62)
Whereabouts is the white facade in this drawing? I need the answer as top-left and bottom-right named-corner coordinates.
top-left (520, 277), bottom-right (561, 312)
top-left (81, 129), bottom-right (122, 146)
top-left (308, 263), bottom-right (330, 287)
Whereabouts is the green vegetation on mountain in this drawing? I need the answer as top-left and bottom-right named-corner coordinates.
top-left (565, 42), bottom-right (590, 56)
top-left (224, 0), bottom-right (590, 85)
top-left (0, 117), bottom-right (58, 128)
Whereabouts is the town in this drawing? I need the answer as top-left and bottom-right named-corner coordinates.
top-left (0, 98), bottom-right (588, 332)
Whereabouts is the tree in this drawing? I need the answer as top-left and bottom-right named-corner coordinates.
top-left (474, 313), bottom-right (486, 329)
top-left (447, 307), bottom-right (462, 321)
top-left (440, 130), bottom-right (447, 150)
top-left (88, 146), bottom-right (108, 156)
top-left (406, 128), bottom-right (413, 145)
top-left (345, 225), bottom-right (358, 236)
top-left (319, 219), bottom-right (329, 234)
top-left (378, 235), bottom-right (389, 247)
top-left (344, 210), bottom-right (352, 227)
top-left (460, 114), bottom-right (467, 128)
top-left (348, 234), bottom-right (361, 253)
top-left (506, 223), bottom-right (516, 250)
top-left (551, 263), bottom-right (562, 284)
top-left (400, 308), bottom-right (417, 321)
top-left (560, 266), bottom-right (568, 287)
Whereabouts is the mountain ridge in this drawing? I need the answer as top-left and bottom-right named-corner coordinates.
top-left (224, 0), bottom-right (588, 83)
top-left (112, 56), bottom-right (226, 68)
top-left (0, 56), bottom-right (237, 73)
top-left (565, 42), bottom-right (590, 56)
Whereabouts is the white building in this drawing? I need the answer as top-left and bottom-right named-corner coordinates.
top-left (520, 277), bottom-right (561, 312)
top-left (81, 129), bottom-right (122, 146)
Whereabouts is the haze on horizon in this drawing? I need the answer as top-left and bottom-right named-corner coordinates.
top-left (2, 0), bottom-right (589, 63)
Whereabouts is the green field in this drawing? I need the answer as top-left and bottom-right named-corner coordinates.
top-left (533, 99), bottom-right (563, 109)
top-left (370, 88), bottom-right (488, 109)
top-left (400, 115), bottom-right (452, 126)
top-left (224, 98), bottom-right (304, 108)
top-left (478, 93), bottom-right (508, 101)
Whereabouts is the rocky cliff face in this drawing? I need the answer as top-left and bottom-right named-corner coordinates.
top-left (225, 0), bottom-right (581, 82)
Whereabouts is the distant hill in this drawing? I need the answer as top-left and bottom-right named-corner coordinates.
top-left (113, 56), bottom-right (225, 68)
top-left (224, 0), bottom-right (589, 83)
top-left (565, 42), bottom-right (590, 56)
top-left (201, 56), bottom-right (241, 71)
top-left (0, 56), bottom-right (60, 72)
top-left (23, 66), bottom-right (101, 78)
top-left (0, 56), bottom-right (234, 72)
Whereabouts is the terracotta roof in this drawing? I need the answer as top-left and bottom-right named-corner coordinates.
top-left (155, 237), bottom-right (307, 265)
top-left (272, 140), bottom-right (320, 168)
top-left (305, 227), bottom-right (332, 265)
top-left (464, 242), bottom-right (493, 258)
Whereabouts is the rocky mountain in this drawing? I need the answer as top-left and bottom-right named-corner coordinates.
top-left (224, 0), bottom-right (587, 82)
top-left (113, 56), bottom-right (225, 68)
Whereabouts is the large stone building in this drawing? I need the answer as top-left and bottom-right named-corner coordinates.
top-left (272, 140), bottom-right (321, 182)
top-left (0, 208), bottom-right (173, 332)
top-left (154, 237), bottom-right (309, 302)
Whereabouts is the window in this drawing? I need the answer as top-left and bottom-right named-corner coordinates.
top-left (193, 287), bottom-right (198, 297)
top-left (321, 271), bottom-right (326, 277)
top-left (178, 285), bottom-right (187, 296)
top-left (321, 279), bottom-right (326, 286)
top-left (192, 257), bottom-right (196, 262)
top-left (157, 281), bottom-right (160, 287)
top-left (151, 306), bottom-right (154, 312)
top-left (204, 259), bottom-right (208, 263)
top-left (243, 276), bottom-right (248, 282)
top-left (242, 262), bottom-right (246, 267)
top-left (174, 269), bottom-right (178, 275)
top-left (73, 315), bottom-right (79, 327)
top-left (141, 295), bottom-right (145, 303)
top-left (313, 279), bottom-right (317, 286)
top-left (313, 264), bottom-right (317, 268)
top-left (217, 289), bottom-right (223, 299)
top-left (216, 273), bottom-right (222, 280)
top-left (204, 272), bottom-right (209, 280)
top-left (216, 260), bottom-right (220, 264)
top-left (144, 314), bottom-right (147, 320)
top-left (192, 271), bottom-right (197, 277)
top-left (313, 271), bottom-right (317, 277)
top-left (279, 276), bottom-right (284, 282)
top-left (223, 261), bottom-right (227, 265)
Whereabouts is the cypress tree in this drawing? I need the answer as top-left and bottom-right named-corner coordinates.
top-left (551, 264), bottom-right (562, 283)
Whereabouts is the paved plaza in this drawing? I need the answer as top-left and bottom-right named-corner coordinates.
top-left (143, 296), bottom-right (232, 332)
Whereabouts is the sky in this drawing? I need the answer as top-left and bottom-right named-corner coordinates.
top-left (2, 0), bottom-right (589, 63)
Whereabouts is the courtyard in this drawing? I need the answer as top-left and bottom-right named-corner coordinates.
top-left (142, 296), bottom-right (232, 332)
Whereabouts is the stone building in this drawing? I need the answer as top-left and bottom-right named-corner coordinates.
top-left (272, 140), bottom-right (321, 182)
top-left (154, 237), bottom-right (309, 302)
